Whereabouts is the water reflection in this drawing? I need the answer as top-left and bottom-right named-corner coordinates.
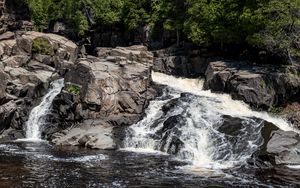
top-left (0, 142), bottom-right (299, 187)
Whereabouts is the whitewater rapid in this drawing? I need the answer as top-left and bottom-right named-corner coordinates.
top-left (25, 79), bottom-right (64, 140)
top-left (124, 72), bottom-right (296, 169)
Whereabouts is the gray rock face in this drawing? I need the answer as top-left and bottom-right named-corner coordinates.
top-left (267, 130), bottom-right (300, 165)
top-left (204, 61), bottom-right (300, 110)
top-left (152, 44), bottom-right (210, 77)
top-left (0, 31), bottom-right (78, 141)
top-left (63, 46), bottom-right (156, 126)
top-left (0, 34), bottom-right (156, 146)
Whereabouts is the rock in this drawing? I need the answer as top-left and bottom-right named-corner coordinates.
top-left (0, 68), bottom-right (8, 103)
top-left (52, 120), bottom-right (116, 149)
top-left (152, 44), bottom-right (210, 77)
top-left (32, 54), bottom-right (53, 65)
top-left (15, 31), bottom-right (78, 62)
top-left (63, 46), bottom-right (156, 126)
top-left (0, 31), bottom-right (80, 141)
top-left (96, 45), bottom-right (153, 66)
top-left (280, 102), bottom-right (300, 129)
top-left (204, 60), bottom-right (300, 110)
top-left (0, 31), bottom-right (14, 40)
top-left (266, 130), bottom-right (300, 165)
top-left (0, 101), bottom-right (17, 131)
top-left (2, 55), bottom-right (30, 67)
top-left (0, 128), bottom-right (25, 142)
top-left (52, 21), bottom-right (66, 34)
top-left (0, 39), bottom-right (17, 56)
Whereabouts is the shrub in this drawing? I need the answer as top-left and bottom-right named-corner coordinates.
top-left (32, 37), bottom-right (52, 55)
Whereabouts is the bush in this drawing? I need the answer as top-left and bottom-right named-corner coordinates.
top-left (66, 84), bottom-right (81, 95)
top-left (32, 37), bottom-right (52, 55)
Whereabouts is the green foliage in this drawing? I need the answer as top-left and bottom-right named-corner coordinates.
top-left (32, 37), bottom-right (52, 55)
top-left (184, 0), bottom-right (300, 55)
top-left (24, 0), bottom-right (300, 59)
top-left (66, 85), bottom-right (81, 95)
top-left (269, 106), bottom-right (284, 114)
top-left (26, 0), bottom-right (52, 31)
top-left (122, 0), bottom-right (150, 30)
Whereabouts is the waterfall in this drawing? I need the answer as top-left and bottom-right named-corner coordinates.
top-left (124, 72), bottom-right (296, 169)
top-left (25, 79), bottom-right (64, 140)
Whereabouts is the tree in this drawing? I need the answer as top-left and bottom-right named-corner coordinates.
top-left (122, 0), bottom-right (150, 30)
top-left (151, 0), bottom-right (186, 45)
top-left (26, 0), bottom-right (52, 31)
top-left (247, 0), bottom-right (300, 58)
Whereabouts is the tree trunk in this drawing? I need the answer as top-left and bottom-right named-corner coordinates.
top-left (176, 28), bottom-right (180, 46)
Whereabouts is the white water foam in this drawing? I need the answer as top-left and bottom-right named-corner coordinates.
top-left (124, 72), bottom-right (297, 169)
top-left (24, 79), bottom-right (64, 141)
top-left (151, 72), bottom-right (296, 133)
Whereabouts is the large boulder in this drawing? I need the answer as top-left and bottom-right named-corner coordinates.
top-left (204, 61), bottom-right (300, 110)
top-left (51, 120), bottom-right (116, 149)
top-left (63, 51), bottom-right (156, 126)
top-left (266, 130), bottom-right (300, 165)
top-left (0, 31), bottom-right (78, 63)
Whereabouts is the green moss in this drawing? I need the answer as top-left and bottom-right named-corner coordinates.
top-left (32, 37), bottom-right (52, 55)
top-left (66, 85), bottom-right (81, 95)
top-left (268, 106), bottom-right (284, 114)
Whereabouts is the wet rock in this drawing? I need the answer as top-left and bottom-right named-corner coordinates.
top-left (0, 101), bottom-right (17, 131)
top-left (0, 128), bottom-right (25, 142)
top-left (266, 130), bottom-right (300, 165)
top-left (0, 31), bottom-right (79, 139)
top-left (52, 120), bottom-right (116, 149)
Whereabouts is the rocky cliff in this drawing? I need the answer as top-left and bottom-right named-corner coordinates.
top-left (0, 31), bottom-right (156, 148)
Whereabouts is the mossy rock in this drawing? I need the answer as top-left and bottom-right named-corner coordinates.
top-left (32, 37), bottom-right (52, 55)
top-left (66, 84), bottom-right (81, 95)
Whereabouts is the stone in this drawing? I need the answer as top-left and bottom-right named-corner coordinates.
top-left (0, 31), bottom-right (14, 40)
top-left (0, 68), bottom-right (8, 103)
top-left (266, 130), bottom-right (300, 165)
top-left (52, 120), bottom-right (116, 149)
top-left (63, 47), bottom-right (156, 126)
top-left (0, 101), bottom-right (17, 131)
top-left (152, 44), bottom-right (208, 77)
top-left (203, 60), bottom-right (300, 110)
top-left (2, 55), bottom-right (30, 67)
top-left (19, 31), bottom-right (78, 61)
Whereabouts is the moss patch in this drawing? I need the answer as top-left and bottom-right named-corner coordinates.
top-left (66, 84), bottom-right (81, 95)
top-left (32, 37), bottom-right (52, 55)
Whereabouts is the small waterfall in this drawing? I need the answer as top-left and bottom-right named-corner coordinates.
top-left (124, 72), bottom-right (296, 169)
top-left (25, 79), bottom-right (64, 140)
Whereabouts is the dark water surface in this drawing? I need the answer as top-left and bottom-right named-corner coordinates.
top-left (0, 141), bottom-right (299, 188)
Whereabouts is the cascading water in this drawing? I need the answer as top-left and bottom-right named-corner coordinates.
top-left (124, 72), bottom-right (297, 169)
top-left (25, 79), bottom-right (64, 140)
